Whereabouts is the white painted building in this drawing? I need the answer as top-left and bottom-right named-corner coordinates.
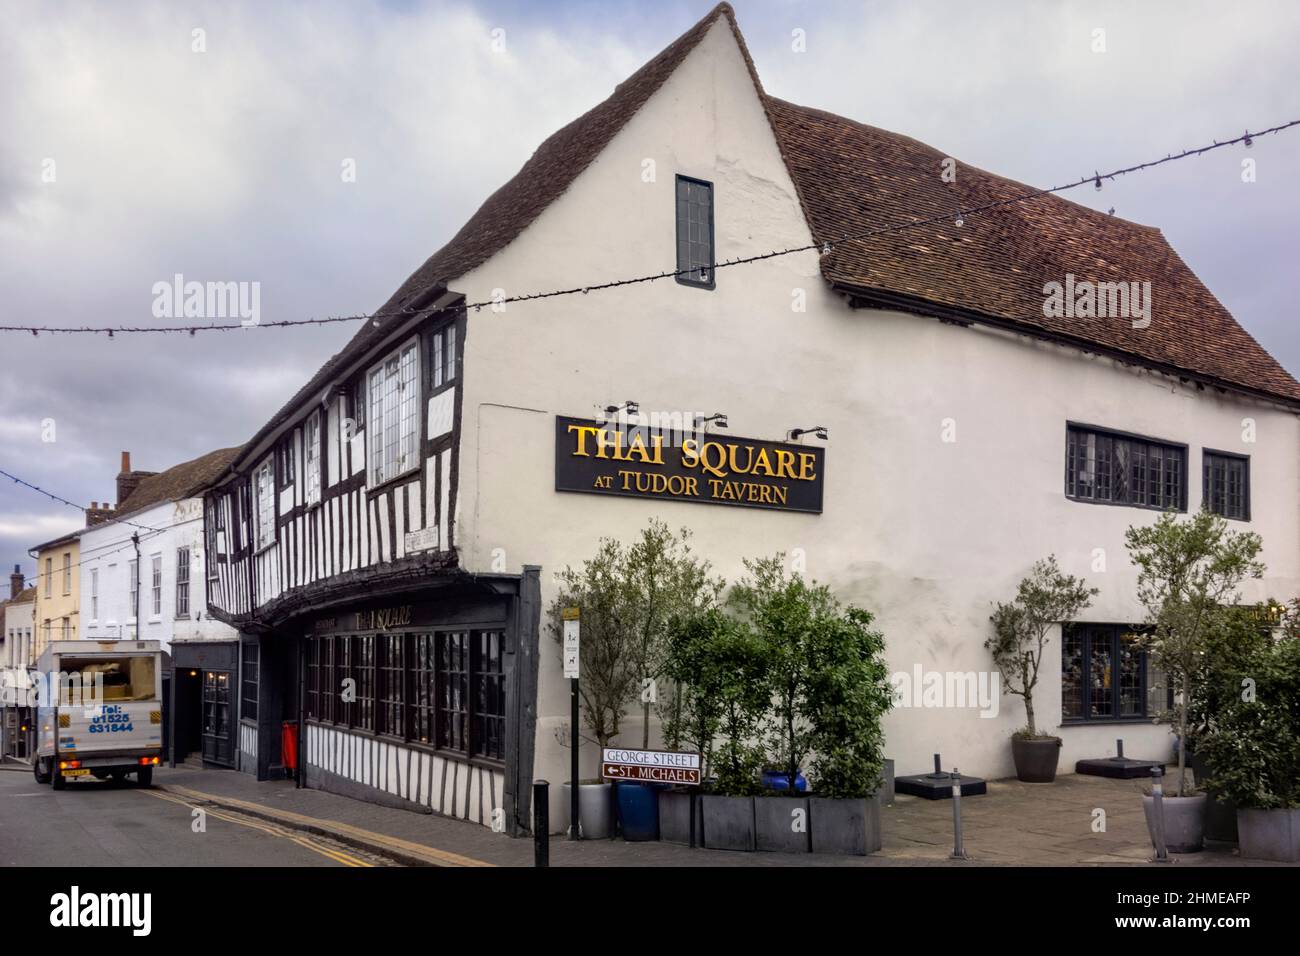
top-left (1, 572), bottom-right (36, 759)
top-left (78, 449), bottom-right (244, 767)
top-left (79, 451), bottom-right (240, 651)
top-left (206, 4), bottom-right (1300, 831)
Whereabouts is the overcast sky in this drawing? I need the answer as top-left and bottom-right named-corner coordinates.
top-left (2, 0), bottom-right (1298, 581)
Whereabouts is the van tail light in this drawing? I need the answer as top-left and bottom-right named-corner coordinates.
top-left (138, 757), bottom-right (159, 766)
top-left (58, 760), bottom-right (81, 770)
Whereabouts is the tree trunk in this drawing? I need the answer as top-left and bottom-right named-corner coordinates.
top-left (1024, 694), bottom-right (1036, 739)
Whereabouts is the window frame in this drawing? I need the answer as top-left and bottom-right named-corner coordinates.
top-left (303, 627), bottom-right (506, 766)
top-left (128, 559), bottom-right (139, 621)
top-left (241, 642), bottom-right (259, 724)
top-left (277, 436), bottom-right (296, 491)
top-left (150, 553), bottom-right (162, 617)
top-left (305, 412), bottom-right (322, 506)
top-left (253, 458), bottom-right (276, 550)
top-left (44, 558), bottom-right (51, 599)
top-left (1202, 448), bottom-right (1250, 521)
top-left (62, 552), bottom-right (71, 595)
top-left (674, 174), bottom-right (716, 290)
top-left (365, 336), bottom-right (423, 489)
top-left (428, 321), bottom-right (457, 395)
top-left (175, 547), bottom-right (191, 618)
top-left (90, 568), bottom-right (99, 621)
top-left (1064, 421), bottom-right (1188, 512)
top-left (1061, 623), bottom-right (1152, 723)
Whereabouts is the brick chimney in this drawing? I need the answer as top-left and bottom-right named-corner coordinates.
top-left (86, 500), bottom-right (114, 527)
top-left (10, 564), bottom-right (23, 599)
top-left (116, 451), bottom-right (144, 507)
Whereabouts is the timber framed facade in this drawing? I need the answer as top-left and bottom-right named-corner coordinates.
top-left (204, 300), bottom-right (542, 834)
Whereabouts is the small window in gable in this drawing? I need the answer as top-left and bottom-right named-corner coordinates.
top-left (675, 175), bottom-right (715, 289)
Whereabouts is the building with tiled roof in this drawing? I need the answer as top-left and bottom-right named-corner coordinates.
top-left (204, 4), bottom-right (1300, 832)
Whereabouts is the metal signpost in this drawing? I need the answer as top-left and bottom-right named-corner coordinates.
top-left (562, 607), bottom-right (580, 840)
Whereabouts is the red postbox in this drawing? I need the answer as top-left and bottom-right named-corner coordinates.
top-left (282, 721), bottom-right (298, 772)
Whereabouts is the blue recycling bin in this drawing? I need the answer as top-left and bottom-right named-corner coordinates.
top-left (761, 768), bottom-right (808, 792)
top-left (615, 782), bottom-right (665, 841)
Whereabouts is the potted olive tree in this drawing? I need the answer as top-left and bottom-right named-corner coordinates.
top-left (1125, 510), bottom-right (1264, 853)
top-left (1196, 601), bottom-right (1300, 861)
top-left (986, 556), bottom-right (1096, 782)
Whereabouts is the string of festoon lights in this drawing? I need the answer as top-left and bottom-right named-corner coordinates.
top-left (1, 119), bottom-right (1296, 337)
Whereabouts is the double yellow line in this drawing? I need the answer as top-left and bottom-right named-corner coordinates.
top-left (139, 788), bottom-right (375, 867)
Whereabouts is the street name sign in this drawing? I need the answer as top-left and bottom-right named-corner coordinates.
top-left (601, 747), bottom-right (701, 785)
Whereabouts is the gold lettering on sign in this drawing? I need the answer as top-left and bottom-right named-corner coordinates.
top-left (354, 606), bottom-right (413, 631)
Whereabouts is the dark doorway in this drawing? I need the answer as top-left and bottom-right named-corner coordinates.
top-left (174, 668), bottom-right (203, 763)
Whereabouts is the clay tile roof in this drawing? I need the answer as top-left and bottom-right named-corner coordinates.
top-left (765, 98), bottom-right (1300, 404)
top-left (114, 446), bottom-right (243, 521)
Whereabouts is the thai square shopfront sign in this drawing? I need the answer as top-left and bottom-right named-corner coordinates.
top-left (554, 415), bottom-right (824, 513)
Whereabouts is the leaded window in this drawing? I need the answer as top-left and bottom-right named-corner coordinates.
top-left (368, 341), bottom-right (421, 487)
top-left (1203, 451), bottom-right (1249, 520)
top-left (1062, 624), bottom-right (1151, 721)
top-left (1065, 424), bottom-right (1186, 511)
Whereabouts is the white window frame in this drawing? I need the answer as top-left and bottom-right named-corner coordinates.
top-left (305, 412), bottom-right (322, 505)
top-left (90, 568), bottom-right (98, 621)
top-left (62, 552), bottom-right (71, 595)
top-left (44, 558), bottom-right (51, 599)
top-left (176, 547), bottom-right (191, 617)
top-left (128, 559), bottom-right (139, 621)
top-left (254, 459), bottom-right (276, 549)
top-left (366, 337), bottom-right (422, 488)
top-left (151, 554), bottom-right (163, 618)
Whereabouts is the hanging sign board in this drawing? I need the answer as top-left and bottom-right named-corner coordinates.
top-left (601, 747), bottom-right (702, 785)
top-left (555, 416), bottom-right (824, 513)
top-left (562, 606), bottom-right (580, 679)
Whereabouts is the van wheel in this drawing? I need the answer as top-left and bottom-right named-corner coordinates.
top-left (137, 767), bottom-right (153, 788)
top-left (51, 768), bottom-right (66, 790)
top-left (33, 759), bottom-right (51, 785)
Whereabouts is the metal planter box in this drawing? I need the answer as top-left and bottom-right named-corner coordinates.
top-left (701, 795), bottom-right (756, 851)
top-left (657, 790), bottom-right (702, 846)
top-left (1237, 807), bottom-right (1300, 863)
top-left (809, 794), bottom-right (883, 856)
top-left (753, 795), bottom-right (811, 853)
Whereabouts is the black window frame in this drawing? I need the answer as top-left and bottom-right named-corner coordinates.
top-left (1203, 448), bottom-right (1250, 521)
top-left (1064, 422), bottom-right (1188, 512)
top-left (674, 174), bottom-right (715, 290)
top-left (277, 437), bottom-right (295, 490)
top-left (241, 642), bottom-right (259, 724)
top-left (1061, 623), bottom-right (1151, 723)
top-left (303, 627), bottom-right (507, 766)
top-left (427, 320), bottom-right (457, 395)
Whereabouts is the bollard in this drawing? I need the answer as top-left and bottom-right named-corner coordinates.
top-left (1149, 766), bottom-right (1170, 863)
top-left (1116, 738), bottom-right (1125, 760)
top-left (949, 767), bottom-right (970, 860)
top-left (534, 779), bottom-right (550, 868)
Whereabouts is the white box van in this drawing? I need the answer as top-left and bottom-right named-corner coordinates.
top-left (33, 641), bottom-right (164, 789)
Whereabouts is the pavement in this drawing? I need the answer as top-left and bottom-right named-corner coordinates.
top-left (6, 757), bottom-right (1284, 867)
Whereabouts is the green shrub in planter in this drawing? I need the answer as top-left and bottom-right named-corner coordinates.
top-left (1195, 611), bottom-right (1300, 861)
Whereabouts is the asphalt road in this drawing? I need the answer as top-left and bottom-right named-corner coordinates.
top-left (0, 766), bottom-right (389, 866)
